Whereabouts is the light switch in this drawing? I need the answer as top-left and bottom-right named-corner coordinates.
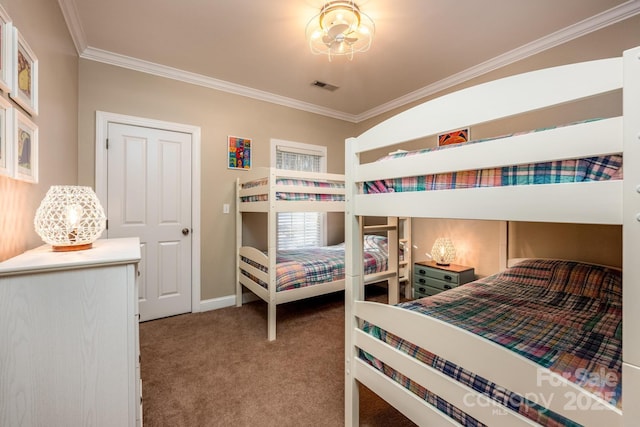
top-left (223, 203), bottom-right (230, 214)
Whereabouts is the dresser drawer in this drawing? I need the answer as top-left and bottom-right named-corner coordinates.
top-left (414, 275), bottom-right (458, 292)
top-left (414, 264), bottom-right (460, 283)
top-left (413, 285), bottom-right (441, 299)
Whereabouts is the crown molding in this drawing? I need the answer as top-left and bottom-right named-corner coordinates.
top-left (80, 47), bottom-right (360, 122)
top-left (356, 0), bottom-right (640, 122)
top-left (59, 0), bottom-right (640, 124)
top-left (57, 0), bottom-right (87, 53)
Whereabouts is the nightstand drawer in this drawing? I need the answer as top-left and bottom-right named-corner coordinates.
top-left (413, 285), bottom-right (441, 298)
top-left (414, 275), bottom-right (458, 292)
top-left (412, 261), bottom-right (475, 299)
top-left (414, 264), bottom-right (459, 283)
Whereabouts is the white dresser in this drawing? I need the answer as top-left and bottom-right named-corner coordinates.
top-left (0, 238), bottom-right (142, 427)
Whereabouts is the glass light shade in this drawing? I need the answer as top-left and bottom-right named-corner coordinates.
top-left (431, 237), bottom-right (456, 266)
top-left (306, 1), bottom-right (375, 61)
top-left (34, 185), bottom-right (106, 251)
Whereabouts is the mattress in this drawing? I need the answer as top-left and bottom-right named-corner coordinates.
top-left (363, 121), bottom-right (622, 194)
top-left (241, 177), bottom-right (345, 202)
top-left (360, 259), bottom-right (622, 426)
top-left (242, 234), bottom-right (389, 292)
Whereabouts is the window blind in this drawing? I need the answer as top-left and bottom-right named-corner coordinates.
top-left (276, 150), bottom-right (321, 172)
top-left (276, 147), bottom-right (323, 249)
top-left (276, 211), bottom-right (321, 249)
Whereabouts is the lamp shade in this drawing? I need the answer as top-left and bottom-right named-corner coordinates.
top-left (34, 185), bottom-right (106, 251)
top-left (431, 237), bottom-right (456, 266)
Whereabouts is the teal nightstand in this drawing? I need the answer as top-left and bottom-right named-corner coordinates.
top-left (413, 260), bottom-right (475, 298)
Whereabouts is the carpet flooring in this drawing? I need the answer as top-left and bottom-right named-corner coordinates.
top-left (139, 285), bottom-right (417, 426)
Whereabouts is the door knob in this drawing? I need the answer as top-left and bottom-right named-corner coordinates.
top-left (182, 228), bottom-right (190, 236)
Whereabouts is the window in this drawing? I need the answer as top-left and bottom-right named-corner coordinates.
top-left (271, 139), bottom-right (327, 249)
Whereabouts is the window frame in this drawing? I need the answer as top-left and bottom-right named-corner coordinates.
top-left (271, 138), bottom-right (328, 247)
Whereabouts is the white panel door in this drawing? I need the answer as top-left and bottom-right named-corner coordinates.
top-left (107, 123), bottom-right (192, 321)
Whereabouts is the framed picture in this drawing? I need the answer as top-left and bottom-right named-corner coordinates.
top-left (438, 128), bottom-right (469, 147)
top-left (10, 27), bottom-right (37, 116)
top-left (228, 135), bottom-right (251, 170)
top-left (14, 108), bottom-right (37, 183)
top-left (0, 5), bottom-right (12, 93)
top-left (0, 96), bottom-right (13, 177)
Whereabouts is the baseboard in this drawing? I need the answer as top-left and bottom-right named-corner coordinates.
top-left (198, 292), bottom-right (260, 312)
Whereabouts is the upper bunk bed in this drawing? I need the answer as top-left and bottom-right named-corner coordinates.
top-left (344, 45), bottom-right (640, 426)
top-left (235, 167), bottom-right (403, 340)
top-left (237, 167), bottom-right (345, 213)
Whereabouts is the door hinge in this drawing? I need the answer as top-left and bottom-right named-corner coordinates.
top-left (105, 219), bottom-right (108, 230)
top-left (106, 138), bottom-right (109, 149)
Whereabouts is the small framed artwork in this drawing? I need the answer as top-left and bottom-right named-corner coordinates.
top-left (0, 5), bottom-right (12, 93)
top-left (10, 27), bottom-right (38, 116)
top-left (228, 135), bottom-right (251, 170)
top-left (438, 128), bottom-right (469, 147)
top-left (0, 96), bottom-right (14, 177)
top-left (14, 108), bottom-right (37, 183)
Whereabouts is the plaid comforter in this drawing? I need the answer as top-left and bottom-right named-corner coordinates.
top-left (363, 121), bottom-right (622, 194)
top-left (361, 259), bottom-right (622, 426)
top-left (242, 235), bottom-right (388, 292)
top-left (241, 178), bottom-right (345, 202)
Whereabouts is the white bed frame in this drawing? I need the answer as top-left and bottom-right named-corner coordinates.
top-left (345, 46), bottom-right (640, 426)
top-left (235, 167), bottom-right (399, 341)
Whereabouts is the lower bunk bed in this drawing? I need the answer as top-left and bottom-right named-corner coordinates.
top-left (354, 258), bottom-right (621, 426)
top-left (237, 234), bottom-right (398, 341)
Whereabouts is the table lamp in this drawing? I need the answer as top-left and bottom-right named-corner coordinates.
top-left (34, 185), bottom-right (106, 251)
top-left (431, 237), bottom-right (456, 266)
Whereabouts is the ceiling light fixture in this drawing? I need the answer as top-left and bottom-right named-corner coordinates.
top-left (306, 1), bottom-right (375, 61)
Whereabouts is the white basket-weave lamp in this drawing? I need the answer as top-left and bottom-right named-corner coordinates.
top-left (431, 237), bottom-right (456, 266)
top-left (34, 185), bottom-right (106, 252)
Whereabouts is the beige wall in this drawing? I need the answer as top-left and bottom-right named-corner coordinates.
top-left (0, 0), bottom-right (78, 261)
top-left (411, 219), bottom-right (504, 278)
top-left (77, 60), bottom-right (354, 300)
top-left (356, 15), bottom-right (640, 136)
top-left (509, 222), bottom-right (622, 269)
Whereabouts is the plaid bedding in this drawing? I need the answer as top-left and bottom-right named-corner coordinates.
top-left (363, 121), bottom-right (622, 194)
top-left (360, 259), bottom-right (622, 426)
top-left (241, 178), bottom-right (345, 202)
top-left (241, 234), bottom-right (388, 292)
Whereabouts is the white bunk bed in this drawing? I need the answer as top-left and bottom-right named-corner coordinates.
top-left (344, 45), bottom-right (640, 426)
top-left (236, 167), bottom-right (400, 341)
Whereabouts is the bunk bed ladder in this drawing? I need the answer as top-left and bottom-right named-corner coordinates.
top-left (361, 217), bottom-right (400, 304)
